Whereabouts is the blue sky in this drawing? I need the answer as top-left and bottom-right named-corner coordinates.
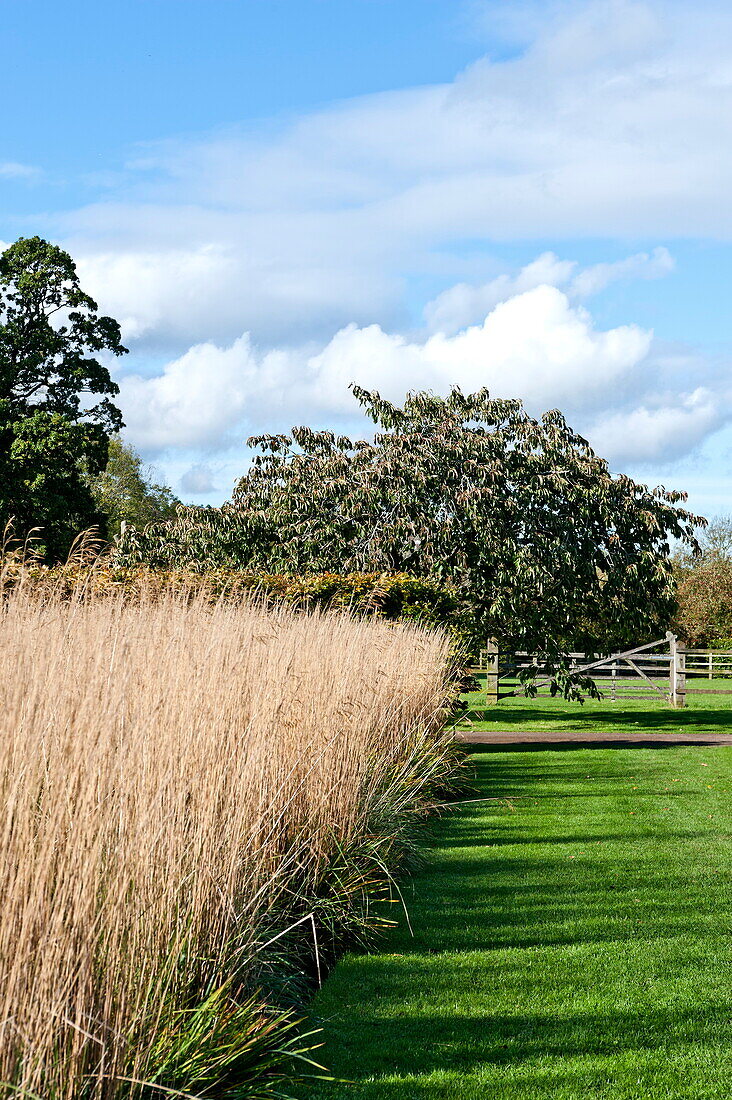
top-left (3, 0), bottom-right (732, 518)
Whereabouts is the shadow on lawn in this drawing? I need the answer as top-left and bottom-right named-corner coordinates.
top-left (395, 858), bottom-right (724, 953)
top-left (316, 1004), bottom-right (732, 1080)
top-left (301, 754), bottom-right (732, 1099)
top-left (463, 706), bottom-right (732, 730)
top-left (460, 738), bottom-right (732, 750)
top-left (448, 754), bottom-right (704, 798)
top-left (398, 758), bottom-right (730, 953)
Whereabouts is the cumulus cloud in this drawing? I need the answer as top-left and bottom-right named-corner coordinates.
top-left (119, 285), bottom-right (653, 450)
top-left (119, 335), bottom-right (259, 449)
top-left (34, 1), bottom-right (732, 489)
top-left (424, 248), bottom-right (674, 335)
top-left (76, 246), bottom-right (238, 344)
top-left (311, 286), bottom-right (652, 413)
top-left (424, 253), bottom-right (576, 335)
top-left (75, 242), bottom-right (399, 350)
top-left (569, 247), bottom-right (675, 299)
top-left (585, 389), bottom-right (726, 464)
top-left (117, 272), bottom-right (731, 472)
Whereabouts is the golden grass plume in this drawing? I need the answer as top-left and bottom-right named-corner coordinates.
top-left (0, 584), bottom-right (456, 1098)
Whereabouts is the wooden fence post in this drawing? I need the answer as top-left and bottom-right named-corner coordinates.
top-left (485, 638), bottom-right (499, 706)
top-left (668, 633), bottom-right (686, 708)
top-left (677, 641), bottom-right (687, 708)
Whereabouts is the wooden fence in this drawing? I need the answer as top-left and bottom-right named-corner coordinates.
top-left (685, 650), bottom-right (732, 679)
top-left (471, 633), bottom-right (732, 708)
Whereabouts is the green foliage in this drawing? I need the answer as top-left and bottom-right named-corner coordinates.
top-left (674, 558), bottom-right (732, 647)
top-left (85, 435), bottom-right (180, 538)
top-left (7, 560), bottom-right (466, 641)
top-left (143, 987), bottom-right (321, 1100)
top-left (674, 515), bottom-right (732, 645)
top-left (114, 503), bottom-right (263, 571)
top-left (518, 658), bottom-right (603, 704)
top-left (0, 408), bottom-right (107, 559)
top-left (118, 387), bottom-right (701, 657)
top-left (0, 236), bottom-right (126, 559)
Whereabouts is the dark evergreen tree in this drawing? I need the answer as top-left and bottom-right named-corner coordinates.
top-left (0, 237), bottom-right (126, 558)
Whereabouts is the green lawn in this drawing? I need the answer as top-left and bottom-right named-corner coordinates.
top-left (455, 674), bottom-right (732, 736)
top-left (297, 712), bottom-right (732, 1098)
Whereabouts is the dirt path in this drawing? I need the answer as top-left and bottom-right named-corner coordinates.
top-left (455, 729), bottom-right (732, 747)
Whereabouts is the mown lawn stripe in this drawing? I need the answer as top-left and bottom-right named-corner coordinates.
top-left (298, 746), bottom-right (732, 1100)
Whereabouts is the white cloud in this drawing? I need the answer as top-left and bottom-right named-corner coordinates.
top-left (74, 234), bottom-right (402, 351)
top-left (117, 269), bottom-right (732, 474)
top-left (570, 247), bottom-right (675, 299)
top-left (118, 332), bottom-right (308, 449)
top-left (53, 2), bottom-right (732, 354)
top-left (76, 246), bottom-right (238, 344)
top-left (0, 162), bottom-right (39, 180)
top-left (119, 336), bottom-right (257, 450)
top-left (25, 0), bottom-right (730, 499)
top-left (180, 464), bottom-right (217, 495)
top-left (312, 285), bottom-right (651, 413)
top-left (423, 247), bottom-right (674, 334)
top-left (586, 388), bottom-right (726, 464)
top-left (114, 274), bottom-right (730, 486)
top-left (119, 285), bottom-right (653, 450)
top-left (424, 253), bottom-right (576, 335)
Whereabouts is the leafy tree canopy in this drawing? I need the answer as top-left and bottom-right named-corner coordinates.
top-left (86, 436), bottom-right (180, 538)
top-left (120, 386), bottom-right (702, 661)
top-left (0, 236), bottom-right (126, 558)
top-left (674, 516), bottom-right (732, 646)
top-left (676, 514), bottom-right (732, 567)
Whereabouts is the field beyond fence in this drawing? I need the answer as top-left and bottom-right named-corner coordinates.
top-left (0, 586), bottom-right (458, 1099)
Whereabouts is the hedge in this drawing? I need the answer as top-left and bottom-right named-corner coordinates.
top-left (2, 560), bottom-right (472, 642)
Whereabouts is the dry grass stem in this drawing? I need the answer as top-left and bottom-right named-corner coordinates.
top-left (0, 585), bottom-right (455, 1098)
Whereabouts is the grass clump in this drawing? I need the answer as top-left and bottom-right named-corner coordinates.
top-left (0, 584), bottom-right (459, 1099)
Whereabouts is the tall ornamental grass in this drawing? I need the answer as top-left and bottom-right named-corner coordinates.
top-left (0, 585), bottom-right (457, 1099)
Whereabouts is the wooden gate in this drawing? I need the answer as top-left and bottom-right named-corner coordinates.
top-left (478, 632), bottom-right (687, 706)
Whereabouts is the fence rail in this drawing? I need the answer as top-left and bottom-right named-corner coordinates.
top-left (469, 639), bottom-right (732, 709)
top-left (470, 634), bottom-right (689, 706)
top-left (685, 650), bottom-right (732, 679)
